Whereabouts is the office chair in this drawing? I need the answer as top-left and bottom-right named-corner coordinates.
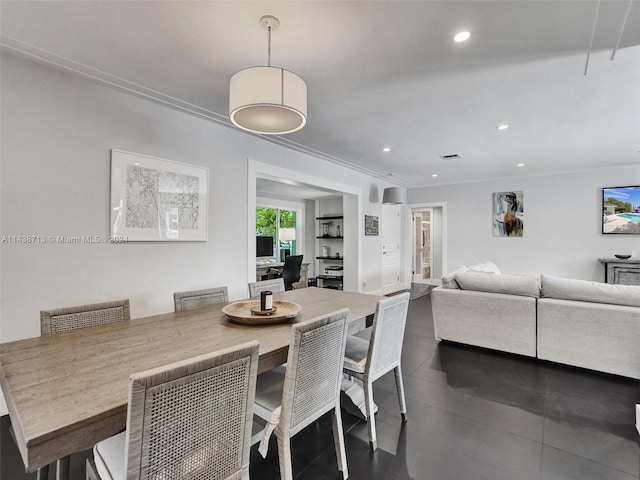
top-left (275, 254), bottom-right (303, 290)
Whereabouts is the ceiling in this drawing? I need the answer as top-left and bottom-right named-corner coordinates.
top-left (2, 1), bottom-right (639, 188)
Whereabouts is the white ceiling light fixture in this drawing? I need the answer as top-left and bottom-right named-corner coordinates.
top-left (454, 31), bottom-right (471, 42)
top-left (382, 187), bottom-right (403, 205)
top-left (229, 15), bottom-right (307, 135)
top-left (497, 124), bottom-right (509, 130)
top-left (382, 147), bottom-right (391, 152)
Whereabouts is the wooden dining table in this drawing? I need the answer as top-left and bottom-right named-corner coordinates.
top-left (0, 287), bottom-right (382, 476)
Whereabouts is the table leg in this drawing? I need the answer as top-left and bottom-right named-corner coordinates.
top-left (340, 377), bottom-right (377, 420)
top-left (56, 456), bottom-right (70, 480)
top-left (36, 465), bottom-right (49, 480)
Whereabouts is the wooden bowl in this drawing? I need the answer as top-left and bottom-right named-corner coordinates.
top-left (614, 254), bottom-right (632, 260)
top-left (222, 300), bottom-right (301, 325)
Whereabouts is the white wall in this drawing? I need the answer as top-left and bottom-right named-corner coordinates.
top-left (0, 53), bottom-right (402, 413)
top-left (0, 52), bottom-right (399, 343)
top-left (408, 166), bottom-right (640, 280)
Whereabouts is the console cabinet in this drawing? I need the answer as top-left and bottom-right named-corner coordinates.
top-left (598, 258), bottom-right (640, 286)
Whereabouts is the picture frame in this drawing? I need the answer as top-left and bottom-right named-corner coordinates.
top-left (492, 191), bottom-right (524, 237)
top-left (110, 149), bottom-right (208, 241)
top-left (602, 185), bottom-right (640, 234)
top-left (364, 215), bottom-right (379, 236)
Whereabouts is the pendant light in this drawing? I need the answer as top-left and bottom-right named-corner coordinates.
top-left (229, 15), bottom-right (307, 135)
top-left (382, 187), bottom-right (404, 205)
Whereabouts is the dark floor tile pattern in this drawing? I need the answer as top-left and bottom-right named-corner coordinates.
top-left (1, 292), bottom-right (638, 479)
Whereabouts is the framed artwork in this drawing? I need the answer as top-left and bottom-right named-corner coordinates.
top-left (364, 215), bottom-right (379, 236)
top-left (492, 191), bottom-right (524, 237)
top-left (110, 149), bottom-right (208, 241)
top-left (602, 185), bottom-right (640, 234)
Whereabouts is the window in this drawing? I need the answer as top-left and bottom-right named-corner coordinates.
top-left (256, 207), bottom-right (298, 261)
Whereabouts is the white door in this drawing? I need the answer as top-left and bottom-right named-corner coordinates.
top-left (412, 208), bottom-right (433, 282)
top-left (412, 212), bottom-right (423, 282)
top-left (382, 204), bottom-right (402, 293)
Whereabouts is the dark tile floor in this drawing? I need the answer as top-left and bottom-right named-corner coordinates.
top-left (2, 293), bottom-right (639, 480)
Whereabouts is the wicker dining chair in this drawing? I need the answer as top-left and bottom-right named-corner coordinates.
top-left (33, 299), bottom-right (130, 479)
top-left (253, 309), bottom-right (349, 480)
top-left (173, 286), bottom-right (228, 312)
top-left (86, 340), bottom-right (259, 480)
top-left (40, 299), bottom-right (130, 335)
top-left (342, 292), bottom-right (410, 451)
top-left (248, 278), bottom-right (285, 298)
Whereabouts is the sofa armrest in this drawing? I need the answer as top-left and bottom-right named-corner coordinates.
top-left (431, 287), bottom-right (537, 357)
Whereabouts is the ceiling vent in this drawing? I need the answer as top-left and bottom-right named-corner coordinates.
top-left (439, 154), bottom-right (462, 160)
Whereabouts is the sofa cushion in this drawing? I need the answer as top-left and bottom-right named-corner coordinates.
top-left (441, 261), bottom-right (501, 289)
top-left (455, 272), bottom-right (541, 298)
top-left (540, 274), bottom-right (640, 307)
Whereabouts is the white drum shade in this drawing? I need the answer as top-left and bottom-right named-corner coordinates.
top-left (229, 66), bottom-right (307, 135)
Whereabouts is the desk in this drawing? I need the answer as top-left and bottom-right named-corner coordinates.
top-left (256, 262), bottom-right (309, 289)
top-left (0, 288), bottom-right (381, 474)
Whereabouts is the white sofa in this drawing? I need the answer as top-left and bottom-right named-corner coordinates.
top-left (537, 274), bottom-right (640, 379)
top-left (431, 263), bottom-right (640, 379)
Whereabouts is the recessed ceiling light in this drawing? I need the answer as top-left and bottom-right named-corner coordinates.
top-left (432, 174), bottom-right (439, 177)
top-left (454, 31), bottom-right (471, 43)
top-left (497, 124), bottom-right (509, 130)
top-left (382, 147), bottom-right (391, 152)
top-left (517, 163), bottom-right (525, 167)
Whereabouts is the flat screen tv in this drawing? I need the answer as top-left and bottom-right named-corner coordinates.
top-left (256, 236), bottom-right (275, 258)
top-left (602, 185), bottom-right (640, 234)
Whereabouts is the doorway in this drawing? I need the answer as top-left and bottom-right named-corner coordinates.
top-left (409, 205), bottom-right (445, 285)
top-left (412, 209), bottom-right (432, 282)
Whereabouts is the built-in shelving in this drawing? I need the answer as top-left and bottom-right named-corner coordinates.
top-left (316, 210), bottom-right (344, 290)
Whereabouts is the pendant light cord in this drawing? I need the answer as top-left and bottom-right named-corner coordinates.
top-left (267, 26), bottom-right (272, 67)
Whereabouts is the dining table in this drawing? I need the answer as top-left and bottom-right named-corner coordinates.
top-left (0, 287), bottom-right (382, 477)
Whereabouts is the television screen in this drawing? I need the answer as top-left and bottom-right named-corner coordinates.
top-left (256, 236), bottom-right (275, 257)
top-left (602, 186), bottom-right (640, 234)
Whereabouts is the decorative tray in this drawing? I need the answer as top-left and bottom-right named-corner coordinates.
top-left (222, 300), bottom-right (301, 325)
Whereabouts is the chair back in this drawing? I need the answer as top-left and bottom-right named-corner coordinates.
top-left (248, 278), bottom-right (285, 298)
top-left (40, 299), bottom-right (130, 335)
top-left (279, 309), bottom-right (348, 437)
top-left (124, 341), bottom-right (259, 480)
top-left (366, 293), bottom-right (410, 382)
top-left (173, 286), bottom-right (228, 312)
top-left (282, 255), bottom-right (303, 288)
